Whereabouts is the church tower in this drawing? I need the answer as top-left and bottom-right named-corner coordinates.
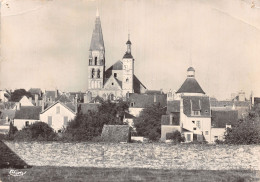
top-left (88, 9), bottom-right (105, 90)
top-left (122, 35), bottom-right (134, 95)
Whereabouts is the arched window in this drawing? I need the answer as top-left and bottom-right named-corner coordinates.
top-left (91, 69), bottom-right (95, 78)
top-left (97, 69), bottom-right (100, 78)
top-left (126, 78), bottom-right (129, 82)
top-left (95, 57), bottom-right (97, 65)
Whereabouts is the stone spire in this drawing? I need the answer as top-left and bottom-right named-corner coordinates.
top-left (89, 8), bottom-right (104, 51)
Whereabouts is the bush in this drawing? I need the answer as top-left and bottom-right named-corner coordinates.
top-left (14, 122), bottom-right (57, 141)
top-left (166, 131), bottom-right (185, 143)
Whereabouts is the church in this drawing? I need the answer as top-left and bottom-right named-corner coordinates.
top-left (85, 10), bottom-right (146, 102)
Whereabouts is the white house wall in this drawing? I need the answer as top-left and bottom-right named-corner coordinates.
top-left (129, 108), bottom-right (143, 117)
top-left (40, 103), bottom-right (76, 131)
top-left (211, 128), bottom-right (226, 142)
top-left (13, 119), bottom-right (39, 130)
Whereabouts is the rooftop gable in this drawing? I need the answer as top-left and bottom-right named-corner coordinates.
top-left (176, 78), bottom-right (205, 94)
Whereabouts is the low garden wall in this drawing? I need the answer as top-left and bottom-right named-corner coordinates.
top-left (4, 141), bottom-right (260, 170)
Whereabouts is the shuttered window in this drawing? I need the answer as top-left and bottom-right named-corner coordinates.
top-left (48, 116), bottom-right (52, 126)
top-left (64, 116), bottom-right (68, 126)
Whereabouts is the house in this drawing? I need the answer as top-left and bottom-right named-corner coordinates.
top-left (18, 95), bottom-right (34, 106)
top-left (162, 67), bottom-right (212, 143)
top-left (128, 93), bottom-right (167, 117)
top-left (13, 104), bottom-right (42, 130)
top-left (40, 101), bottom-right (76, 132)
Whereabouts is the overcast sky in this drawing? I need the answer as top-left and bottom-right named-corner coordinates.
top-left (1, 0), bottom-right (260, 100)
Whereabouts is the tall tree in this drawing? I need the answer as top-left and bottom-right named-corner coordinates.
top-left (10, 89), bottom-right (32, 102)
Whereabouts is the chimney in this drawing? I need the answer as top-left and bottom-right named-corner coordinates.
top-left (55, 89), bottom-right (58, 98)
top-left (170, 113), bottom-right (173, 125)
top-left (75, 94), bottom-right (78, 113)
top-left (17, 102), bottom-right (21, 110)
top-left (154, 94), bottom-right (157, 103)
top-left (42, 101), bottom-right (45, 112)
top-left (35, 94), bottom-right (39, 106)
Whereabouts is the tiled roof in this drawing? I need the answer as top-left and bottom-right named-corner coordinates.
top-left (14, 106), bottom-right (42, 120)
top-left (128, 93), bottom-right (167, 108)
top-left (182, 96), bottom-right (210, 117)
top-left (90, 16), bottom-right (104, 51)
top-left (0, 110), bottom-right (16, 120)
top-left (211, 110), bottom-right (238, 128)
top-left (41, 101), bottom-right (76, 114)
top-left (176, 78), bottom-right (205, 94)
top-left (78, 103), bottom-right (99, 114)
top-left (123, 52), bottom-right (133, 59)
top-left (90, 96), bottom-right (104, 104)
top-left (167, 100), bottom-right (180, 114)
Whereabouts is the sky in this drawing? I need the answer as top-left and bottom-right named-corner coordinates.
top-left (1, 0), bottom-right (260, 100)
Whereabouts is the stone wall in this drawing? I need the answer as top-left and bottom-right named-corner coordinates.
top-left (4, 141), bottom-right (260, 170)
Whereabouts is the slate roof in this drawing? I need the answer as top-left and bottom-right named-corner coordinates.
top-left (56, 94), bottom-right (72, 103)
top-left (123, 52), bottom-right (133, 59)
top-left (167, 100), bottom-right (180, 114)
top-left (44, 91), bottom-right (58, 101)
top-left (128, 93), bottom-right (167, 108)
top-left (210, 100), bottom-right (250, 108)
top-left (106, 61), bottom-right (123, 71)
top-left (211, 110), bottom-right (238, 128)
top-left (161, 112), bottom-right (180, 125)
top-left (14, 106), bottom-right (42, 120)
top-left (177, 78), bottom-right (205, 94)
top-left (90, 16), bottom-right (105, 51)
top-left (0, 102), bottom-right (16, 110)
top-left (78, 103), bottom-right (99, 114)
top-left (133, 75), bottom-right (147, 93)
top-left (145, 90), bottom-right (163, 95)
top-left (254, 97), bottom-right (260, 107)
top-left (124, 112), bottom-right (135, 119)
top-left (65, 103), bottom-right (76, 112)
top-left (182, 96), bottom-right (210, 117)
top-left (187, 67), bottom-right (195, 71)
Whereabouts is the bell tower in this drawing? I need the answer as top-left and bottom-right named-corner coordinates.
top-left (122, 35), bottom-right (134, 96)
top-left (88, 9), bottom-right (105, 90)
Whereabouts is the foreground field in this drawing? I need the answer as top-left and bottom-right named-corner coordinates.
top-left (0, 167), bottom-right (259, 182)
top-left (3, 141), bottom-right (260, 170)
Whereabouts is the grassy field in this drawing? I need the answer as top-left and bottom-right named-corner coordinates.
top-left (0, 166), bottom-right (259, 182)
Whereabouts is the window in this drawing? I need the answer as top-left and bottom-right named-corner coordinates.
top-left (193, 127), bottom-right (196, 130)
top-left (192, 121), bottom-right (195, 124)
top-left (112, 82), bottom-right (114, 85)
top-left (91, 69), bottom-right (95, 78)
top-left (114, 73), bottom-right (117, 78)
top-left (126, 78), bottom-right (129, 82)
top-left (97, 69), bottom-right (100, 78)
top-left (196, 121), bottom-right (201, 129)
top-left (214, 136), bottom-right (218, 140)
top-left (130, 102), bottom-right (134, 107)
top-left (56, 106), bottom-right (60, 114)
top-left (95, 57), bottom-right (97, 65)
top-left (48, 116), bottom-right (52, 126)
top-left (58, 130), bottom-right (61, 133)
top-left (25, 121), bottom-right (29, 127)
top-left (64, 116), bottom-right (68, 126)
top-left (192, 111), bottom-right (201, 116)
top-left (205, 131), bottom-right (209, 135)
top-left (205, 110), bottom-right (208, 113)
top-left (186, 134), bottom-right (191, 141)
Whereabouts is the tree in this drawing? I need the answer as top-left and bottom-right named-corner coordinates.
top-left (224, 106), bottom-right (260, 144)
top-left (64, 100), bottom-right (129, 141)
top-left (14, 122), bottom-right (57, 141)
top-left (134, 103), bottom-right (166, 141)
top-left (166, 130), bottom-right (185, 143)
top-left (10, 89), bottom-right (32, 102)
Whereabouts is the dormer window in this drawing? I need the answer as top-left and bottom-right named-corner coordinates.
top-left (192, 111), bottom-right (201, 116)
